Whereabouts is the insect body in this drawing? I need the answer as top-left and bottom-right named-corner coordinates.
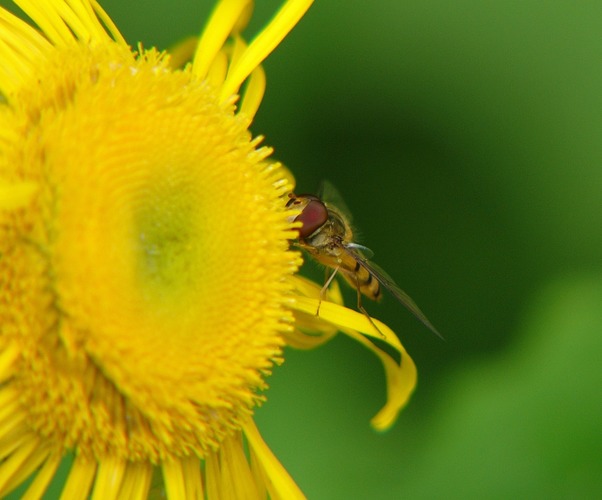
top-left (287, 185), bottom-right (441, 338)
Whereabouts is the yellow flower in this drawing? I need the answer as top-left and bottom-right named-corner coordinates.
top-left (0, 0), bottom-right (416, 498)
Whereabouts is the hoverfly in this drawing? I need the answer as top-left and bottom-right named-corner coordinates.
top-left (287, 182), bottom-right (441, 339)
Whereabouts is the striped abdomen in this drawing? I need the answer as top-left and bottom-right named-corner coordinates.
top-left (339, 253), bottom-right (382, 302)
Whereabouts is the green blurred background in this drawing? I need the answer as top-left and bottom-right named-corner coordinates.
top-left (6, 0), bottom-right (602, 498)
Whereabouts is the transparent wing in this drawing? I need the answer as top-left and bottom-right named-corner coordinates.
top-left (343, 245), bottom-right (443, 339)
top-left (346, 242), bottom-right (374, 259)
top-left (317, 180), bottom-right (354, 225)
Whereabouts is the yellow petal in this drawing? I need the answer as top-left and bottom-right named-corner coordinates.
top-left (162, 458), bottom-right (187, 500)
top-left (243, 419), bottom-right (306, 500)
top-left (60, 456), bottom-right (96, 500)
top-left (220, 0), bottom-right (314, 100)
top-left (239, 62), bottom-right (266, 121)
top-left (90, 456), bottom-right (127, 500)
top-left (291, 295), bottom-right (416, 430)
top-left (115, 462), bottom-right (152, 500)
top-left (0, 435), bottom-right (40, 494)
top-left (22, 451), bottom-right (61, 500)
top-left (192, 0), bottom-right (253, 81)
top-left (166, 35), bottom-right (198, 69)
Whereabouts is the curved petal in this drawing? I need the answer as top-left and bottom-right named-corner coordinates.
top-left (220, 0), bottom-right (313, 100)
top-left (243, 420), bottom-right (305, 500)
top-left (340, 325), bottom-right (417, 431)
top-left (293, 295), bottom-right (403, 349)
top-left (290, 295), bottom-right (416, 431)
top-left (191, 0), bottom-right (252, 81)
top-left (239, 64), bottom-right (265, 121)
top-left (166, 36), bottom-right (198, 69)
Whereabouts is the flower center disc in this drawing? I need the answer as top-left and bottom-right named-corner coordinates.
top-left (10, 46), bottom-right (292, 460)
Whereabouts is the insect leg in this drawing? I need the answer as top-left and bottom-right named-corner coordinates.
top-left (354, 275), bottom-right (386, 338)
top-left (317, 266), bottom-right (340, 316)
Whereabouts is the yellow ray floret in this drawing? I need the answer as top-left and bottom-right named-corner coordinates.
top-left (289, 277), bottom-right (417, 431)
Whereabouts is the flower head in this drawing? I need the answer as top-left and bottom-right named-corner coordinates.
top-left (0, 0), bottom-right (416, 498)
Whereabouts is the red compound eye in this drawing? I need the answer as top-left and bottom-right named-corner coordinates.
top-left (294, 198), bottom-right (328, 238)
